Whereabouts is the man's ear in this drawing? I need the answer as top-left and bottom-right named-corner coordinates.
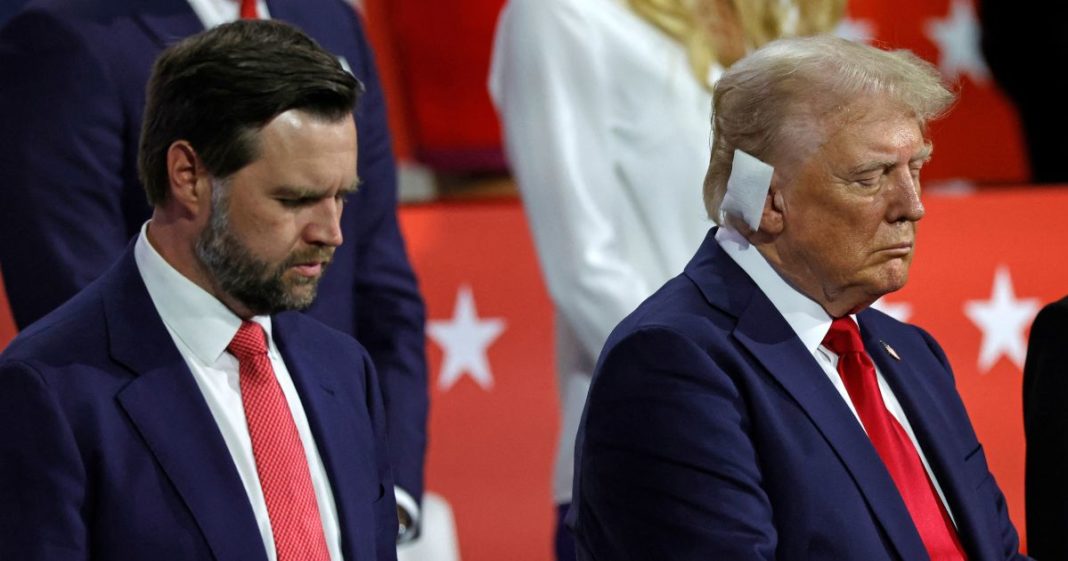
top-left (165, 140), bottom-right (210, 215)
top-left (759, 172), bottom-right (786, 235)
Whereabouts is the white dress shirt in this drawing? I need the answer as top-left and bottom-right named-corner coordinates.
top-left (186, 0), bottom-right (271, 27)
top-left (134, 224), bottom-right (345, 560)
top-left (715, 226), bottom-right (957, 523)
top-left (489, 0), bottom-right (717, 503)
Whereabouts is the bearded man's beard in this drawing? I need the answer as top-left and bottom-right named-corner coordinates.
top-left (196, 186), bottom-right (333, 315)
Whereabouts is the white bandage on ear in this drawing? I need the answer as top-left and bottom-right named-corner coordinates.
top-left (720, 149), bottom-right (774, 231)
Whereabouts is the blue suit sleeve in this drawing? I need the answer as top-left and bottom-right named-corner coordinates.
top-left (0, 10), bottom-right (138, 328)
top-left (358, 350), bottom-right (401, 561)
top-left (0, 360), bottom-right (88, 559)
top-left (344, 12), bottom-right (428, 507)
top-left (575, 327), bottom-right (776, 560)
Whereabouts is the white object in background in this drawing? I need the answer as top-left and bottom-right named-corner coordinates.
top-left (398, 160), bottom-right (438, 203)
top-left (397, 492), bottom-right (461, 561)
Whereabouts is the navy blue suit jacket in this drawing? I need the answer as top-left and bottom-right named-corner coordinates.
top-left (0, 0), bottom-right (427, 503)
top-left (1023, 295), bottom-right (1068, 560)
top-left (0, 246), bottom-right (399, 560)
top-left (572, 229), bottom-right (1028, 560)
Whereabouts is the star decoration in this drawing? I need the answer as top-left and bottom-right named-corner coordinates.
top-left (427, 285), bottom-right (506, 391)
top-left (924, 0), bottom-right (990, 83)
top-left (963, 266), bottom-right (1040, 373)
top-left (835, 17), bottom-right (877, 44)
top-left (872, 297), bottom-right (912, 323)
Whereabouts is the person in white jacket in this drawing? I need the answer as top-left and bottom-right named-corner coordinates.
top-left (488, 0), bottom-right (843, 559)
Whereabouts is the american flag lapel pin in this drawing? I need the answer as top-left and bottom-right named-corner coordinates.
top-left (880, 340), bottom-right (901, 361)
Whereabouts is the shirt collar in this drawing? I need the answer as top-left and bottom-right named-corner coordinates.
top-left (715, 226), bottom-right (839, 354)
top-left (185, 0), bottom-right (272, 29)
top-left (133, 222), bottom-right (274, 365)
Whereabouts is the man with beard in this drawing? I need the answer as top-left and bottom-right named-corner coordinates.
top-left (0, 20), bottom-right (398, 561)
top-left (0, 0), bottom-right (427, 542)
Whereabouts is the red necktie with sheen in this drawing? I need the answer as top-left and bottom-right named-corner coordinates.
top-left (823, 317), bottom-right (967, 561)
top-left (229, 321), bottom-right (330, 561)
top-left (239, 0), bottom-right (259, 20)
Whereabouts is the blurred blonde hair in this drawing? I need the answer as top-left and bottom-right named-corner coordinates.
top-left (627, 0), bottom-right (846, 89)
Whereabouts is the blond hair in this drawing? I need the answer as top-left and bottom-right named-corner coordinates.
top-left (627, 0), bottom-right (846, 89)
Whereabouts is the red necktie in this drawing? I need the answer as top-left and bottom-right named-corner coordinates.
top-left (239, 0), bottom-right (259, 19)
top-left (823, 317), bottom-right (967, 561)
top-left (229, 321), bottom-right (330, 561)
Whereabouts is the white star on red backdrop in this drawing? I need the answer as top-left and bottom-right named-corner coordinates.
top-left (964, 266), bottom-right (1040, 373)
top-left (924, 0), bottom-right (990, 83)
top-left (427, 285), bottom-right (506, 391)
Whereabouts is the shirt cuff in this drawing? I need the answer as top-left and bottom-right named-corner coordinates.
top-left (394, 485), bottom-right (421, 543)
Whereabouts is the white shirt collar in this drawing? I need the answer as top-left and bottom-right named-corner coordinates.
top-left (715, 226), bottom-right (839, 354)
top-left (185, 0), bottom-right (272, 30)
top-left (133, 222), bottom-right (274, 366)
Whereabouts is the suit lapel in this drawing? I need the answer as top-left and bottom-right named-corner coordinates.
top-left (687, 231), bottom-right (928, 560)
top-left (266, 0), bottom-right (332, 51)
top-left (265, 0), bottom-right (299, 27)
top-left (859, 316), bottom-right (998, 561)
top-left (731, 294), bottom-right (928, 561)
top-left (131, 0), bottom-right (204, 49)
top-left (106, 252), bottom-right (266, 561)
top-left (272, 315), bottom-right (368, 560)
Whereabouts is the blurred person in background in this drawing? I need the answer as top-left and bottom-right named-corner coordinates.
top-left (0, 0), bottom-right (427, 542)
top-left (488, 0), bottom-right (843, 558)
top-left (1023, 296), bottom-right (1068, 560)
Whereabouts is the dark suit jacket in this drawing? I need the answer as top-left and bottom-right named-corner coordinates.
top-left (0, 0), bottom-right (427, 504)
top-left (572, 229), bottom-right (1028, 561)
top-left (1024, 295), bottom-right (1068, 560)
top-left (0, 246), bottom-right (399, 561)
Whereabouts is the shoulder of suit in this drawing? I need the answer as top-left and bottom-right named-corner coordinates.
top-left (0, 287), bottom-right (108, 365)
top-left (1041, 294), bottom-right (1068, 315)
top-left (1032, 295), bottom-right (1068, 334)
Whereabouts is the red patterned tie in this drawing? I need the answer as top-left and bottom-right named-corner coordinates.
top-left (823, 317), bottom-right (967, 561)
top-left (239, 0), bottom-right (259, 19)
top-left (228, 321), bottom-right (330, 561)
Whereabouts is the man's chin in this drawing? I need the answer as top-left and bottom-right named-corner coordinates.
top-left (282, 281), bottom-right (320, 311)
top-left (233, 282), bottom-right (320, 315)
top-left (861, 279), bottom-right (908, 312)
top-left (872, 258), bottom-right (911, 288)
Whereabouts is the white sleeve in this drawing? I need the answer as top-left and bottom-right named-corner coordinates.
top-left (489, 0), bottom-right (656, 360)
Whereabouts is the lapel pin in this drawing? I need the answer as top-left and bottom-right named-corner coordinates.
top-left (880, 340), bottom-right (901, 361)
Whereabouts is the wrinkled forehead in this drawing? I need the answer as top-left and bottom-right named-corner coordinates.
top-left (770, 95), bottom-right (927, 169)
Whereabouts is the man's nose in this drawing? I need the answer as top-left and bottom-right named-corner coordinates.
top-left (888, 168), bottom-right (925, 223)
top-left (305, 198), bottom-right (344, 247)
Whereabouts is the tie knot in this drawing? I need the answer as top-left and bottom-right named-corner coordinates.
top-left (228, 321), bottom-right (268, 361)
top-left (822, 317), bottom-right (865, 355)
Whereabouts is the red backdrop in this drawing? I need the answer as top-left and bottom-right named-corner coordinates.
top-left (400, 201), bottom-right (558, 559)
top-left (0, 270), bottom-right (13, 349)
